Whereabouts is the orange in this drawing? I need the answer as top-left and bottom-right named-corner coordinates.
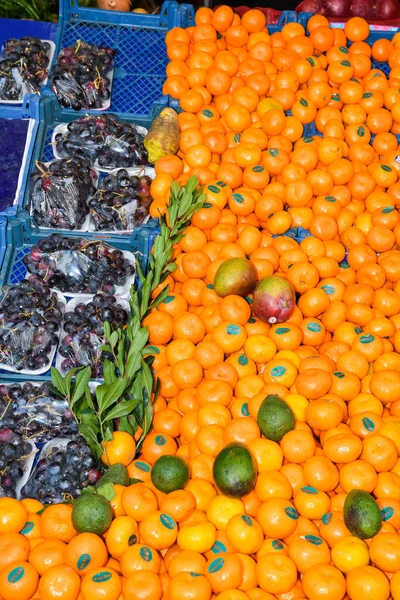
top-left (344, 17), bottom-right (370, 42)
top-left (256, 553), bottom-right (297, 595)
top-left (105, 516), bottom-right (139, 559)
top-left (0, 532), bottom-right (30, 571)
top-left (120, 544), bottom-right (161, 577)
top-left (177, 520), bottom-right (217, 554)
top-left (225, 514), bottom-right (263, 554)
top-left (38, 566), bottom-right (80, 600)
top-left (81, 567), bottom-right (121, 600)
top-left (41, 505), bottom-right (76, 543)
top-left (288, 534), bottom-right (330, 574)
top-left (100, 431), bottom-right (136, 467)
top-left (121, 483), bottom-right (158, 521)
top-left (29, 539), bottom-right (66, 575)
top-left (0, 499), bottom-right (28, 534)
top-left (346, 565), bottom-right (390, 600)
top-left (361, 434), bottom-right (398, 472)
top-left (369, 532), bottom-right (400, 573)
top-left (302, 564), bottom-right (345, 600)
top-left (0, 561), bottom-right (39, 600)
top-left (168, 572), bottom-right (212, 600)
top-left (205, 553), bottom-right (243, 594)
top-left (139, 511), bottom-right (177, 551)
top-left (256, 498), bottom-right (298, 539)
top-left (64, 533), bottom-right (108, 575)
top-left (122, 570), bottom-right (162, 600)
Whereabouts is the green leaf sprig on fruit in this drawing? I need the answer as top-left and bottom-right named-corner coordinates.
top-left (51, 177), bottom-right (205, 462)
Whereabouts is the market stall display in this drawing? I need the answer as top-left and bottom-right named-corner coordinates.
top-left (2, 6), bottom-right (400, 600)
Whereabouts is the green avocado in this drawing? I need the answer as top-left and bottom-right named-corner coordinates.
top-left (213, 442), bottom-right (257, 499)
top-left (257, 394), bottom-right (295, 442)
top-left (344, 489), bottom-right (382, 539)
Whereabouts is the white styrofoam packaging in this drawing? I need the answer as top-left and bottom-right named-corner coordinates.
top-left (0, 40), bottom-right (56, 105)
top-left (55, 295), bottom-right (130, 374)
top-left (51, 122), bottom-right (148, 172)
top-left (0, 291), bottom-right (67, 376)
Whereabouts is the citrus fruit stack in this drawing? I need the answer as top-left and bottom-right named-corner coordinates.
top-left (2, 8), bottom-right (400, 600)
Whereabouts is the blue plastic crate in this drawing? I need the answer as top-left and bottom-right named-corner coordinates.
top-left (49, 0), bottom-right (193, 123)
top-left (0, 95), bottom-right (41, 218)
top-left (18, 93), bottom-right (162, 245)
top-left (0, 216), bottom-right (159, 382)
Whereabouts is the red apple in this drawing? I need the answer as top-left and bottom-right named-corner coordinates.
top-left (252, 275), bottom-right (296, 324)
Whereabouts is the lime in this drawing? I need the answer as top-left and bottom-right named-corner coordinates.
top-left (344, 489), bottom-right (382, 539)
top-left (151, 455), bottom-right (190, 493)
top-left (257, 394), bottom-right (295, 442)
top-left (72, 493), bottom-right (112, 535)
top-left (213, 442), bottom-right (257, 498)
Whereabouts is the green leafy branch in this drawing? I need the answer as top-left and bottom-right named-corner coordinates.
top-left (51, 176), bottom-right (205, 462)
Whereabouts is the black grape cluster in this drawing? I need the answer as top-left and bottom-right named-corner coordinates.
top-left (21, 439), bottom-right (102, 504)
top-left (55, 114), bottom-right (148, 169)
top-left (0, 382), bottom-right (80, 443)
top-left (29, 157), bottom-right (97, 230)
top-left (0, 278), bottom-right (64, 371)
top-left (51, 40), bottom-right (115, 110)
top-left (90, 170), bottom-right (152, 231)
top-left (23, 234), bottom-right (135, 295)
top-left (0, 428), bottom-right (33, 498)
top-left (0, 37), bottom-right (51, 100)
top-left (59, 294), bottom-right (128, 377)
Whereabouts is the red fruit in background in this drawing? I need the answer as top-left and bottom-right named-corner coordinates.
top-left (350, 0), bottom-right (374, 18)
top-left (296, 0), bottom-right (325, 13)
top-left (252, 275), bottom-right (296, 324)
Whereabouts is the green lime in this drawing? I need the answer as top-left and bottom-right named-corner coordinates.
top-left (72, 493), bottom-right (112, 535)
top-left (213, 442), bottom-right (257, 498)
top-left (257, 394), bottom-right (295, 442)
top-left (344, 489), bottom-right (382, 539)
top-left (151, 455), bottom-right (190, 493)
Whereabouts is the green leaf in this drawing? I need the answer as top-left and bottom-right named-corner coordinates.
top-left (103, 360), bottom-right (117, 386)
top-left (70, 367), bottom-right (91, 411)
top-left (80, 486), bottom-right (96, 496)
top-left (109, 331), bottom-right (119, 349)
top-left (97, 482), bottom-right (116, 501)
top-left (79, 423), bottom-right (102, 460)
top-left (149, 285), bottom-right (170, 311)
top-left (125, 352), bottom-right (143, 384)
top-left (65, 367), bottom-right (80, 392)
top-left (119, 416), bottom-right (135, 435)
top-left (105, 398), bottom-right (141, 422)
top-left (51, 367), bottom-right (67, 397)
top-left (98, 378), bottom-right (127, 413)
top-left (104, 321), bottom-right (111, 339)
top-left (129, 478), bottom-right (143, 485)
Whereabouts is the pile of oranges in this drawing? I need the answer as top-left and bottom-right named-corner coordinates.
top-left (3, 7), bottom-right (400, 600)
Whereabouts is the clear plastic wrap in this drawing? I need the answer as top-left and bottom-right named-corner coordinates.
top-left (50, 40), bottom-right (115, 111)
top-left (0, 37), bottom-right (55, 103)
top-left (89, 168), bottom-right (154, 232)
top-left (20, 438), bottom-right (102, 504)
top-left (56, 295), bottom-right (129, 378)
top-left (0, 279), bottom-right (66, 374)
top-left (52, 115), bottom-right (148, 170)
top-left (0, 430), bottom-right (37, 499)
top-left (29, 158), bottom-right (98, 230)
top-left (0, 381), bottom-right (80, 443)
top-left (23, 235), bottom-right (136, 297)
